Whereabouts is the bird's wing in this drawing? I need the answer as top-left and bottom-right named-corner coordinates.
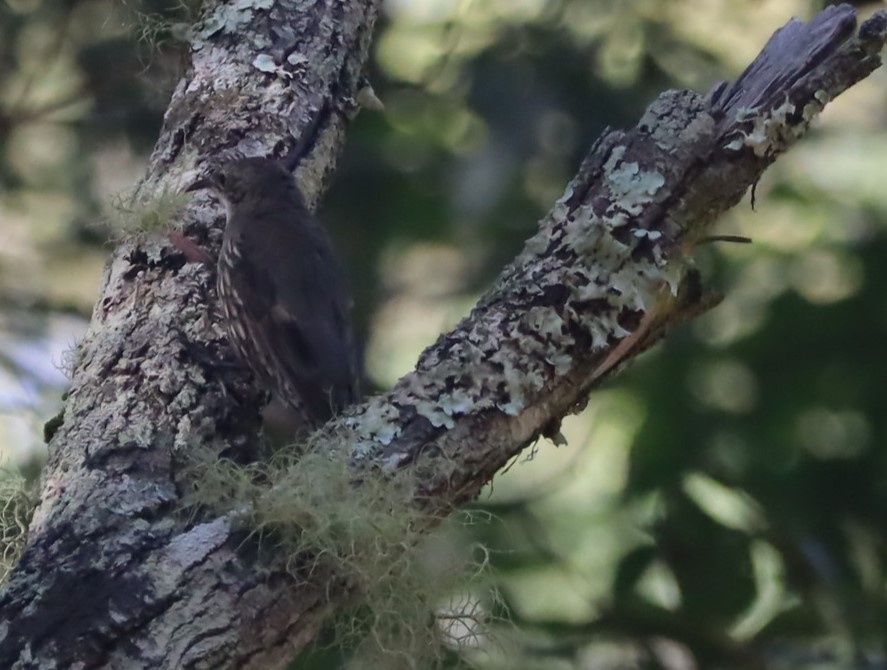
top-left (238, 223), bottom-right (358, 417)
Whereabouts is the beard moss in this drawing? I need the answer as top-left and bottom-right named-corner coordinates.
top-left (0, 468), bottom-right (37, 585)
top-left (104, 187), bottom-right (190, 239)
top-left (181, 433), bottom-right (508, 669)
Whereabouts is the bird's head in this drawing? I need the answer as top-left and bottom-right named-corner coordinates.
top-left (186, 157), bottom-right (294, 208)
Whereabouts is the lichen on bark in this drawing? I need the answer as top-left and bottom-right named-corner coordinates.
top-left (0, 4), bottom-right (884, 670)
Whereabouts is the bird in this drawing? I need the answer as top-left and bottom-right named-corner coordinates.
top-left (186, 156), bottom-right (359, 427)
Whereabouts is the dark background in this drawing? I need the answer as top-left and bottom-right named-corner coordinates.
top-left (1, 1), bottom-right (886, 667)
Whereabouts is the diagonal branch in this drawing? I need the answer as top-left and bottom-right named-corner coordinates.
top-left (337, 5), bottom-right (887, 507)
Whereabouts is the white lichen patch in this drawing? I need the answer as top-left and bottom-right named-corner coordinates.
top-left (253, 54), bottom-right (297, 80)
top-left (562, 212), bottom-right (597, 256)
top-left (195, 0), bottom-right (274, 41)
top-left (347, 398), bottom-right (402, 446)
top-left (440, 387), bottom-right (478, 418)
top-left (572, 276), bottom-right (607, 302)
top-left (608, 267), bottom-right (659, 314)
top-left (490, 348), bottom-right (550, 417)
top-left (555, 186), bottom-right (677, 354)
top-left (801, 97), bottom-right (826, 124)
top-left (601, 147), bottom-right (666, 217)
top-left (520, 230), bottom-right (551, 259)
top-left (175, 415), bottom-right (195, 451)
top-left (497, 384), bottom-right (525, 417)
top-left (563, 207), bottom-right (633, 259)
top-left (550, 184), bottom-right (573, 222)
top-left (406, 353), bottom-right (493, 428)
top-left (546, 352), bottom-right (574, 376)
top-left (239, 0), bottom-right (274, 10)
top-left (397, 301), bottom-right (577, 429)
top-left (492, 347), bottom-right (546, 391)
top-left (252, 54), bottom-right (277, 73)
top-left (726, 97), bottom-right (817, 157)
top-left (522, 306), bottom-right (570, 342)
top-left (415, 399), bottom-right (457, 429)
top-left (588, 318), bottom-right (624, 349)
top-left (603, 145), bottom-right (627, 172)
top-left (633, 228), bottom-right (662, 240)
top-left (160, 517), bottom-right (230, 571)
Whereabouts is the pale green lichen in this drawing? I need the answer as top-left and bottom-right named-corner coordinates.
top-left (184, 442), bottom-right (503, 669)
top-left (522, 306), bottom-right (571, 342)
top-left (600, 145), bottom-right (666, 216)
top-left (802, 98), bottom-right (826, 124)
top-left (416, 399), bottom-right (456, 429)
top-left (633, 228), bottom-right (662, 240)
top-left (195, 0), bottom-right (274, 41)
top-left (104, 187), bottom-right (189, 238)
top-left (359, 135), bottom-right (684, 442)
top-left (497, 388), bottom-right (525, 416)
top-left (724, 137), bottom-right (745, 151)
top-left (347, 398), bottom-right (402, 446)
top-left (439, 387), bottom-right (480, 419)
top-left (727, 96), bottom-right (821, 157)
top-left (604, 160), bottom-right (666, 216)
top-left (252, 53), bottom-right (296, 79)
top-left (548, 184), bottom-right (573, 223)
top-left (252, 54), bottom-right (277, 72)
top-left (0, 469), bottom-right (37, 585)
top-left (546, 352), bottom-right (574, 376)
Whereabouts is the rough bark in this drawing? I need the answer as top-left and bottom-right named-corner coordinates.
top-left (0, 2), bottom-right (884, 669)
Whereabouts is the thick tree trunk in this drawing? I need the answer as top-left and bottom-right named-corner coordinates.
top-left (0, 3), bottom-right (883, 669)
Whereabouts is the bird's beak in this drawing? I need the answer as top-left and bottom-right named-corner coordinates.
top-left (185, 176), bottom-right (213, 193)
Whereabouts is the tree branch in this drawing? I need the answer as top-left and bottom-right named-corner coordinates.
top-left (339, 5), bottom-right (887, 506)
top-left (0, 3), bottom-right (883, 669)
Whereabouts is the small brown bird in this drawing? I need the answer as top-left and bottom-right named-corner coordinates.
top-left (187, 157), bottom-right (359, 426)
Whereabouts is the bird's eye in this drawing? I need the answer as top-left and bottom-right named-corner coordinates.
top-left (216, 172), bottom-right (227, 186)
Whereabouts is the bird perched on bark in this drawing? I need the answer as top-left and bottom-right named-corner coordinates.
top-left (187, 157), bottom-right (359, 427)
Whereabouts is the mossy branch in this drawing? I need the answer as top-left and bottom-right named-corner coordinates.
top-left (327, 7), bottom-right (887, 510)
